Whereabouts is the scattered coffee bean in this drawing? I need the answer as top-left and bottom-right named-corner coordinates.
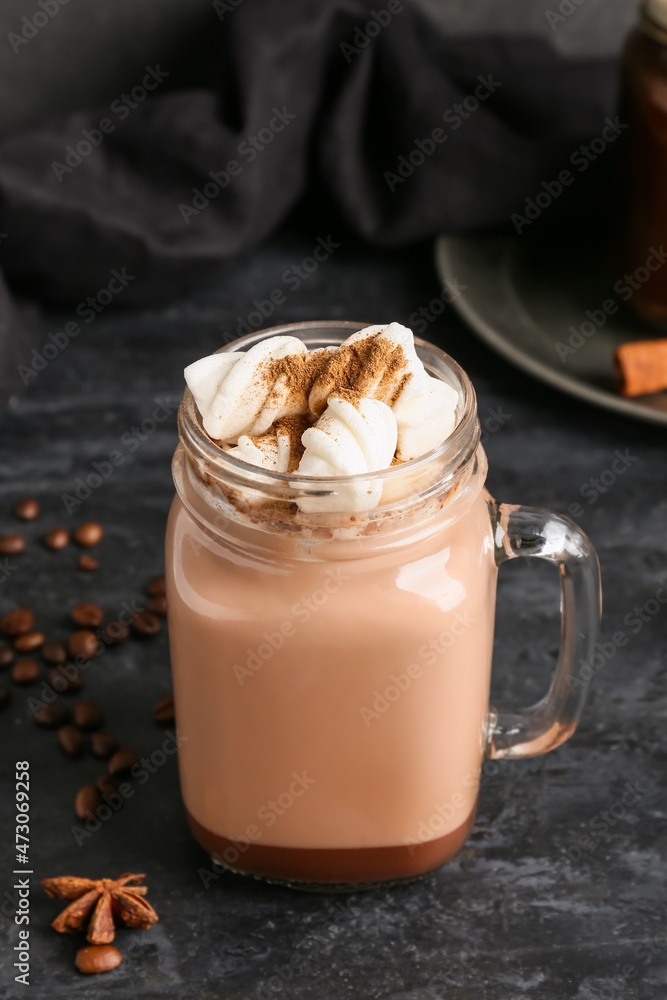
top-left (0, 684), bottom-right (11, 709)
top-left (78, 555), bottom-right (99, 571)
top-left (45, 527), bottom-right (70, 550)
top-left (47, 665), bottom-right (83, 694)
top-left (14, 497), bottom-right (40, 521)
top-left (147, 594), bottom-right (167, 616)
top-left (34, 703), bottom-right (68, 728)
top-left (71, 603), bottom-right (104, 628)
top-left (153, 695), bottom-right (175, 723)
top-left (41, 640), bottom-right (67, 665)
top-left (68, 630), bottom-right (100, 660)
top-left (14, 631), bottom-right (45, 652)
top-left (101, 620), bottom-right (129, 644)
top-left (148, 574), bottom-right (166, 596)
top-left (75, 783), bottom-right (102, 820)
top-left (1, 608), bottom-right (34, 636)
top-left (90, 731), bottom-right (119, 758)
top-left (12, 659), bottom-right (39, 684)
top-left (75, 944), bottom-right (122, 975)
top-left (0, 533), bottom-right (26, 555)
top-left (108, 748), bottom-right (139, 775)
top-left (73, 700), bottom-right (104, 730)
top-left (0, 645), bottom-right (15, 668)
top-left (58, 724), bottom-right (84, 756)
top-left (97, 772), bottom-right (118, 796)
top-left (132, 611), bottom-right (160, 636)
top-left (74, 522), bottom-right (103, 547)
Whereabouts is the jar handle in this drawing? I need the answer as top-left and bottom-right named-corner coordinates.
top-left (487, 503), bottom-right (602, 759)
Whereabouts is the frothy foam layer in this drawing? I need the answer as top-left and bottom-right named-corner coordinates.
top-left (184, 323), bottom-right (460, 511)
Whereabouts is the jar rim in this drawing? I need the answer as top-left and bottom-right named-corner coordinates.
top-left (177, 320), bottom-right (480, 495)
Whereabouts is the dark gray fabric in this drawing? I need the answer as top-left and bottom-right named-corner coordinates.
top-left (0, 0), bottom-right (617, 408)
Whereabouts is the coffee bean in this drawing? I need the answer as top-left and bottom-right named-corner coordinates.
top-left (47, 665), bottom-right (83, 694)
top-left (0, 684), bottom-right (11, 709)
top-left (68, 630), bottom-right (100, 660)
top-left (101, 620), bottom-right (129, 645)
top-left (132, 611), bottom-right (161, 637)
top-left (73, 700), bottom-right (104, 730)
top-left (34, 703), bottom-right (68, 728)
top-left (1, 608), bottom-right (34, 636)
top-left (148, 574), bottom-right (166, 596)
top-left (71, 603), bottom-right (104, 628)
top-left (0, 645), bottom-right (15, 668)
top-left (108, 748), bottom-right (139, 775)
top-left (14, 631), bottom-right (44, 653)
top-left (78, 555), bottom-right (99, 571)
top-left (90, 731), bottom-right (119, 758)
top-left (75, 783), bottom-right (102, 820)
top-left (58, 724), bottom-right (84, 756)
top-left (44, 527), bottom-right (70, 550)
top-left (42, 640), bottom-right (67, 665)
top-left (12, 659), bottom-right (39, 684)
top-left (147, 594), bottom-right (167, 616)
top-left (97, 772), bottom-right (118, 796)
top-left (14, 497), bottom-right (39, 521)
top-left (74, 522), bottom-right (103, 547)
top-left (0, 533), bottom-right (26, 554)
top-left (75, 944), bottom-right (122, 975)
top-left (153, 695), bottom-right (175, 723)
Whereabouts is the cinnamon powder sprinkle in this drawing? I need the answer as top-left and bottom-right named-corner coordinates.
top-left (266, 350), bottom-right (332, 400)
top-left (308, 335), bottom-right (413, 414)
top-left (275, 414), bottom-right (311, 471)
top-left (225, 332), bottom-right (414, 466)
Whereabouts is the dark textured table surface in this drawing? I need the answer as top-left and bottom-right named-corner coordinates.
top-left (1, 221), bottom-right (665, 1000)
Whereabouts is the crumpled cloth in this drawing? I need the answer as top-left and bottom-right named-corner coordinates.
top-left (0, 0), bottom-right (616, 406)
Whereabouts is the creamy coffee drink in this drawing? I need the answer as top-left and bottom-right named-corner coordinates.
top-left (167, 322), bottom-right (493, 884)
top-left (167, 320), bottom-right (602, 886)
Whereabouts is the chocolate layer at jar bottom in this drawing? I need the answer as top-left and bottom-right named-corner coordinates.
top-left (186, 807), bottom-right (475, 886)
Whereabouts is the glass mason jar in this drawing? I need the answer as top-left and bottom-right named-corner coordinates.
top-left (166, 321), bottom-right (601, 890)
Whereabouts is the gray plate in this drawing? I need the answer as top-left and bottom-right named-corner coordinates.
top-left (435, 232), bottom-right (667, 425)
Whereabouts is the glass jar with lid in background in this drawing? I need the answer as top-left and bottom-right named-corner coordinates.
top-left (617, 0), bottom-right (667, 321)
top-left (166, 320), bottom-right (601, 890)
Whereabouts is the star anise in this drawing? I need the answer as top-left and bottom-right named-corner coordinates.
top-left (41, 873), bottom-right (158, 944)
